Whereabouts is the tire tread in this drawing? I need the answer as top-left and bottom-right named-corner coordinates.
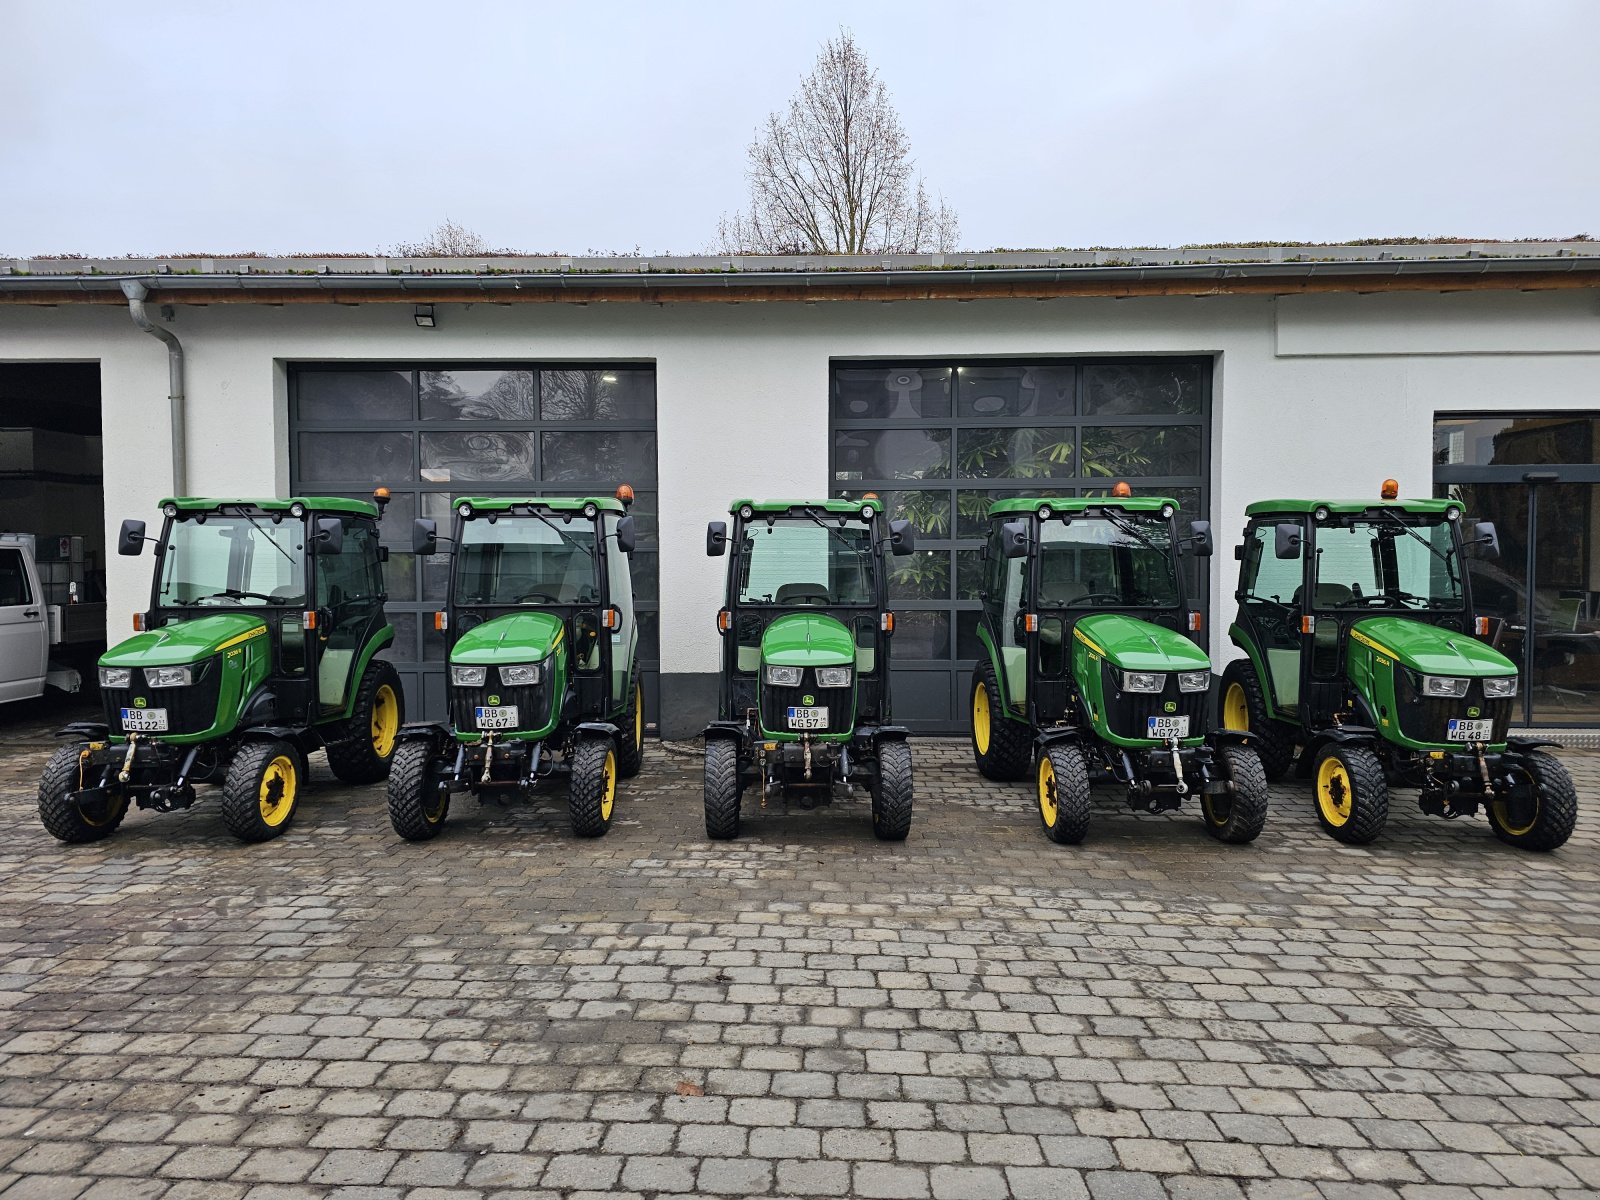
top-left (871, 739), bottom-right (914, 841)
top-left (703, 738), bottom-right (742, 840)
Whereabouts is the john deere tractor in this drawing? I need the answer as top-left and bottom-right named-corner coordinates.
top-left (39, 493), bottom-right (403, 844)
top-left (1223, 484), bottom-right (1575, 849)
top-left (971, 491), bottom-right (1269, 845)
top-left (386, 491), bottom-right (643, 840)
top-left (702, 498), bottom-right (917, 840)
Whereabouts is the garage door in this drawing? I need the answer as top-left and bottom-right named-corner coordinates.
top-left (831, 358), bottom-right (1211, 733)
top-left (289, 365), bottom-right (659, 729)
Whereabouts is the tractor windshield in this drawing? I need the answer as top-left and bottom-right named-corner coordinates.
top-left (455, 514), bottom-right (599, 606)
top-left (1312, 517), bottom-right (1463, 610)
top-left (158, 513), bottom-right (306, 606)
top-left (738, 517), bottom-right (875, 606)
top-left (1037, 513), bottom-right (1179, 608)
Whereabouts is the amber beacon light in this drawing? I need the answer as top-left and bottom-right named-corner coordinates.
top-left (1381, 478), bottom-right (1400, 500)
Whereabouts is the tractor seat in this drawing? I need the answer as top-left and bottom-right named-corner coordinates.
top-left (1298, 583), bottom-right (1353, 608)
top-left (775, 582), bottom-right (830, 605)
top-left (271, 585), bottom-right (305, 604)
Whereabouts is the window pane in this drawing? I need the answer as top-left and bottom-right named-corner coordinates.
top-left (835, 489), bottom-right (951, 540)
top-left (956, 549), bottom-right (985, 600)
top-left (1082, 363), bottom-right (1203, 416)
top-left (834, 429), bottom-right (950, 482)
top-left (629, 551), bottom-right (658, 605)
top-left (296, 371), bottom-right (412, 422)
top-left (888, 550), bottom-right (949, 602)
top-left (420, 371), bottom-right (538, 421)
top-left (540, 369), bottom-right (656, 421)
top-left (892, 611), bottom-right (950, 659)
top-left (297, 431), bottom-right (413, 485)
top-left (386, 613), bottom-right (418, 661)
top-left (540, 431), bottom-right (658, 484)
top-left (420, 432), bottom-right (535, 484)
top-left (956, 365), bottom-right (1074, 418)
top-left (422, 553), bottom-right (452, 602)
top-left (832, 367), bottom-right (952, 420)
top-left (957, 428), bottom-right (1074, 479)
top-left (636, 611), bottom-right (660, 662)
top-left (1434, 415), bottom-right (1600, 467)
top-left (0, 549), bottom-right (32, 606)
top-left (1082, 426), bottom-right (1200, 478)
top-left (623, 490), bottom-right (657, 545)
top-left (382, 552), bottom-right (417, 602)
top-left (955, 610), bottom-right (984, 659)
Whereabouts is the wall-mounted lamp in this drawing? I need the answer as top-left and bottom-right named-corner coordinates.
top-left (414, 304), bottom-right (436, 328)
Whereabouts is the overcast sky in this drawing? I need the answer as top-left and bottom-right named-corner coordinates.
top-left (3, 0), bottom-right (1596, 257)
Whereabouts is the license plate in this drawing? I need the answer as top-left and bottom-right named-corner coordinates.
top-left (787, 706), bottom-right (828, 730)
top-left (1147, 715), bottom-right (1190, 738)
top-left (120, 707), bottom-right (168, 732)
top-left (1448, 718), bottom-right (1494, 742)
top-left (475, 705), bottom-right (519, 730)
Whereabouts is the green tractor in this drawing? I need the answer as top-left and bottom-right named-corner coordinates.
top-left (970, 491), bottom-right (1269, 845)
top-left (39, 493), bottom-right (403, 844)
top-left (386, 490), bottom-right (643, 840)
top-left (702, 497), bottom-right (917, 841)
top-left (1222, 485), bottom-right (1576, 850)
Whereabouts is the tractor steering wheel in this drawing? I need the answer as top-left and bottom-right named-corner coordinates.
top-left (516, 591), bottom-right (561, 604)
top-left (1074, 592), bottom-right (1123, 606)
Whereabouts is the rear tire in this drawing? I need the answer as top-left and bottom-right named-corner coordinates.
top-left (1202, 743), bottom-right (1269, 844)
top-left (1488, 751), bottom-right (1576, 851)
top-left (971, 659), bottom-right (1030, 781)
top-left (1220, 659), bottom-right (1296, 781)
top-left (38, 743), bottom-right (127, 844)
top-left (1313, 743), bottom-right (1388, 845)
top-left (615, 677), bottom-right (644, 780)
top-left (568, 736), bottom-right (616, 838)
top-left (222, 739), bottom-right (302, 843)
top-left (703, 738), bottom-right (742, 840)
top-left (1037, 742), bottom-right (1091, 845)
top-left (325, 659), bottom-right (405, 785)
top-left (871, 739), bottom-right (914, 841)
top-left (387, 739), bottom-right (450, 841)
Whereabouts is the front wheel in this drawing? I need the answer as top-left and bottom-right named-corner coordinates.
top-left (703, 738), bottom-right (742, 840)
top-left (615, 678), bottom-right (644, 779)
top-left (325, 659), bottom-right (405, 784)
top-left (871, 739), bottom-right (914, 841)
top-left (1488, 751), bottom-right (1576, 851)
top-left (971, 660), bottom-right (1030, 781)
top-left (387, 739), bottom-right (450, 841)
top-left (1313, 743), bottom-right (1388, 845)
top-left (1037, 742), bottom-right (1091, 845)
top-left (1202, 743), bottom-right (1269, 844)
top-left (1220, 659), bottom-right (1296, 781)
top-left (38, 743), bottom-right (128, 844)
top-left (568, 736), bottom-right (617, 838)
top-left (221, 739), bottom-right (303, 843)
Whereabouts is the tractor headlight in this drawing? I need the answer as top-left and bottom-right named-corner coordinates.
top-left (144, 664), bottom-right (195, 688)
top-left (1177, 670), bottom-right (1210, 694)
top-left (815, 666), bottom-right (852, 688)
top-left (289, 502), bottom-right (306, 518)
top-left (99, 667), bottom-right (132, 689)
top-left (1120, 670), bottom-right (1165, 693)
top-left (450, 664), bottom-right (488, 687)
top-left (765, 665), bottom-right (802, 686)
top-left (1421, 675), bottom-right (1470, 698)
top-left (499, 662), bottom-right (542, 686)
top-left (1482, 676), bottom-right (1518, 699)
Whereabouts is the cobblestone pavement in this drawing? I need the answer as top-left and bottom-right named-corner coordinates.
top-left (0, 712), bottom-right (1597, 1200)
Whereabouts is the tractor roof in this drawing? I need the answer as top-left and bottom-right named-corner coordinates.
top-left (988, 496), bottom-right (1179, 517)
top-left (458, 496), bottom-right (626, 514)
top-left (731, 498), bottom-right (883, 516)
top-left (1245, 498), bottom-right (1459, 517)
top-left (160, 496), bottom-right (381, 517)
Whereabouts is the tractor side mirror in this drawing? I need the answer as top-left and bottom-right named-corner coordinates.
top-left (1001, 520), bottom-right (1029, 559)
top-left (889, 519), bottom-right (916, 556)
top-left (615, 514), bottom-right (637, 556)
top-left (313, 517), bottom-right (344, 556)
top-left (1469, 520), bottom-right (1500, 560)
top-left (1274, 522), bottom-right (1302, 560)
top-left (707, 520), bottom-right (728, 557)
top-left (412, 518), bottom-right (438, 556)
top-left (117, 519), bottom-right (147, 556)
top-left (1187, 520), bottom-right (1213, 557)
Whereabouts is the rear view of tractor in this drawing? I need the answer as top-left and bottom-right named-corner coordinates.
top-left (971, 489), bottom-right (1268, 845)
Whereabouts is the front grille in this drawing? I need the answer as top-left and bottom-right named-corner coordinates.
top-left (1394, 672), bottom-right (1513, 745)
top-left (760, 673), bottom-right (855, 736)
top-left (1098, 660), bottom-right (1208, 741)
top-left (102, 657), bottom-right (224, 737)
top-left (449, 675), bottom-right (556, 734)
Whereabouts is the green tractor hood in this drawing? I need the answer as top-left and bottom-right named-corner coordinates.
top-left (101, 612), bottom-right (268, 668)
top-left (761, 612), bottom-right (856, 667)
top-left (451, 611), bottom-right (566, 665)
top-left (1351, 617), bottom-right (1516, 676)
top-left (1074, 613), bottom-right (1211, 672)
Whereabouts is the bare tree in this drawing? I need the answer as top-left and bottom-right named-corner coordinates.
top-left (716, 30), bottom-right (958, 256)
top-left (392, 218), bottom-right (492, 257)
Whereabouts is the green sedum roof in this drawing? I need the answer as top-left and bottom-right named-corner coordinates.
top-left (731, 498), bottom-right (883, 516)
top-left (161, 496), bottom-right (381, 517)
top-left (988, 496), bottom-right (1180, 517)
top-left (458, 496), bottom-right (626, 514)
top-left (1244, 498), bottom-right (1460, 517)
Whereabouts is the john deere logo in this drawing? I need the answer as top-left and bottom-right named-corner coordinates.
top-left (1468, 705), bottom-right (1481, 717)
top-left (487, 694), bottom-right (501, 706)
top-left (1163, 700), bottom-right (1177, 713)
top-left (134, 697), bottom-right (147, 708)
top-left (802, 694), bottom-right (815, 706)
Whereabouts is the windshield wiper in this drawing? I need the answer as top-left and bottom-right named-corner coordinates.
top-left (800, 510), bottom-right (871, 555)
top-left (1103, 511), bottom-right (1165, 553)
top-left (1375, 509), bottom-right (1458, 588)
top-left (219, 504), bottom-right (295, 565)
top-left (186, 588), bottom-right (279, 604)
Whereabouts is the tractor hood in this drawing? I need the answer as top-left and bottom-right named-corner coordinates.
top-left (1074, 613), bottom-right (1211, 672)
top-left (761, 612), bottom-right (856, 667)
top-left (451, 611), bottom-right (565, 665)
top-left (1351, 617), bottom-right (1516, 677)
top-left (100, 612), bottom-right (268, 668)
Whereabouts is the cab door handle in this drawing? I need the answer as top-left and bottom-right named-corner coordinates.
top-left (23, 609), bottom-right (39, 618)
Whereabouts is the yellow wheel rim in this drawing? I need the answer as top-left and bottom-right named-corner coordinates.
top-left (79, 793), bottom-right (125, 827)
top-left (1223, 682), bottom-right (1250, 731)
top-left (258, 755), bottom-right (297, 828)
top-left (1316, 756), bottom-right (1353, 827)
top-left (634, 685), bottom-right (643, 751)
top-left (600, 750), bottom-right (616, 821)
top-left (1492, 781), bottom-right (1540, 837)
top-left (1038, 756), bottom-right (1058, 827)
top-left (973, 682), bottom-right (992, 755)
top-left (371, 683), bottom-right (399, 758)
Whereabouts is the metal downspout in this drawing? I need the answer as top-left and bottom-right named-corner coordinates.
top-left (120, 280), bottom-right (186, 495)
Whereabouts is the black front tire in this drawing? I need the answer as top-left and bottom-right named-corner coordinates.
top-left (971, 659), bottom-right (1031, 782)
top-left (871, 739), bottom-right (914, 841)
top-left (1312, 743), bottom-right (1389, 845)
top-left (1220, 659), bottom-right (1296, 781)
top-left (1488, 750), bottom-right (1577, 852)
top-left (1202, 743), bottom-right (1270, 844)
top-left (615, 678), bottom-right (644, 780)
top-left (38, 743), bottom-right (127, 844)
top-left (221, 739), bottom-right (303, 843)
top-left (1038, 742), bottom-right (1091, 845)
top-left (704, 738), bottom-right (742, 840)
top-left (387, 739), bottom-right (450, 841)
top-left (325, 659), bottom-right (405, 785)
top-left (568, 736), bottom-right (617, 838)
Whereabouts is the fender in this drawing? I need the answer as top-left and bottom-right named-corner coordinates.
top-left (703, 720), bottom-right (750, 747)
top-left (1208, 729), bottom-right (1255, 746)
top-left (1034, 726), bottom-right (1081, 753)
top-left (397, 722), bottom-right (452, 744)
top-left (237, 685), bottom-right (279, 729)
top-left (1299, 725), bottom-right (1379, 774)
top-left (575, 721), bottom-right (620, 740)
top-left (57, 722), bottom-right (109, 740)
top-left (864, 724), bottom-right (910, 743)
top-left (1506, 736), bottom-right (1561, 753)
